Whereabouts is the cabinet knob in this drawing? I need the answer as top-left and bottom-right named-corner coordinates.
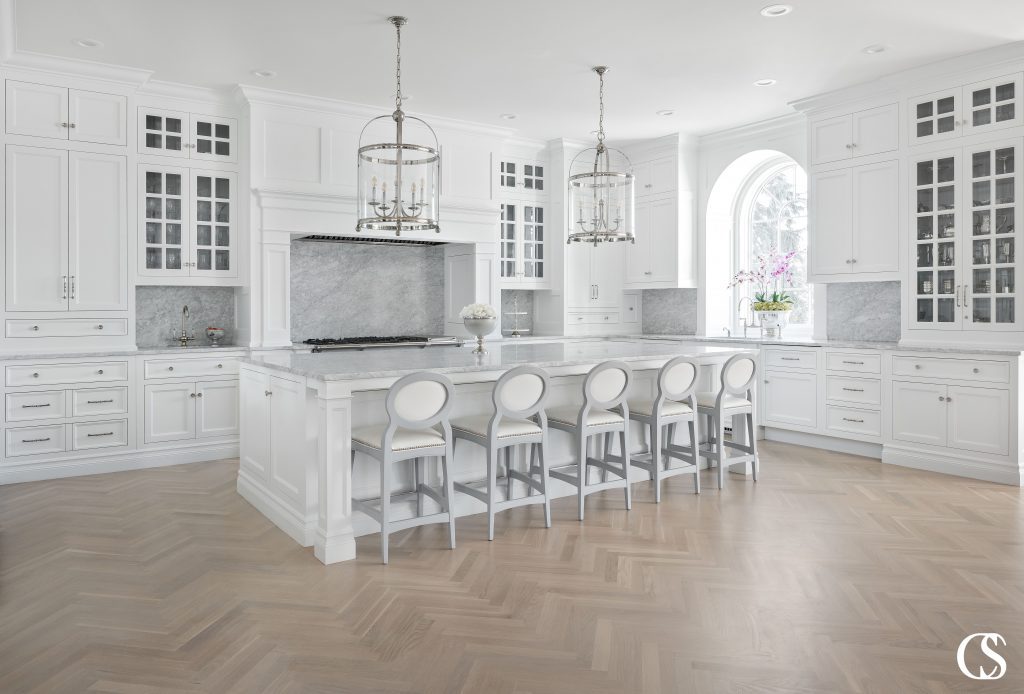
top-left (197, 392), bottom-right (203, 398)
top-left (190, 393), bottom-right (196, 398)
top-left (972, 367), bottom-right (980, 373)
top-left (850, 259), bottom-right (857, 264)
top-left (764, 380), bottom-right (770, 384)
top-left (845, 259), bottom-right (851, 264)
top-left (69, 123), bottom-right (76, 129)
top-left (31, 372), bottom-right (39, 378)
top-left (168, 366), bottom-right (174, 371)
top-left (97, 324), bottom-right (104, 330)
top-left (31, 325), bottom-right (39, 331)
top-left (604, 316), bottom-right (609, 320)
top-left (217, 364), bottom-right (223, 368)
top-left (914, 364), bottom-right (922, 369)
top-left (60, 122), bottom-right (68, 128)
top-left (946, 396), bottom-right (952, 402)
top-left (97, 369), bottom-right (104, 375)
top-left (938, 395), bottom-right (944, 401)
top-left (845, 144), bottom-right (852, 149)
top-left (264, 390), bottom-right (273, 397)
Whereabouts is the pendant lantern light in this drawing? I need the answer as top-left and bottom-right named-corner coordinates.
top-left (567, 66), bottom-right (635, 245)
top-left (356, 16), bottom-right (440, 236)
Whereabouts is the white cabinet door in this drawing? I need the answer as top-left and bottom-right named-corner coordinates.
top-left (647, 197), bottom-right (678, 283)
top-left (566, 243), bottom-right (593, 309)
top-left (5, 81), bottom-right (68, 140)
top-left (189, 170), bottom-right (237, 277)
top-left (910, 88), bottom-right (961, 143)
top-left (68, 89), bottom-right (127, 146)
top-left (810, 115), bottom-right (852, 165)
top-left (69, 152), bottom-right (128, 311)
top-left (625, 203), bottom-right (651, 284)
top-left (947, 385), bottom-right (1009, 455)
top-left (851, 160), bottom-right (899, 274)
top-left (891, 381), bottom-right (947, 446)
top-left (964, 74), bottom-right (1022, 135)
top-left (851, 104), bottom-right (899, 158)
top-left (910, 151), bottom-right (960, 330)
top-left (591, 240), bottom-right (624, 308)
top-left (196, 380), bottom-right (239, 439)
top-left (144, 382), bottom-right (196, 444)
top-left (139, 108), bottom-right (189, 157)
top-left (763, 370), bottom-right (818, 429)
top-left (809, 168), bottom-right (853, 278)
top-left (189, 114), bottom-right (237, 163)
top-left (5, 146), bottom-right (69, 312)
top-left (239, 370), bottom-right (271, 480)
top-left (139, 165), bottom-right (189, 277)
top-left (269, 376), bottom-right (306, 506)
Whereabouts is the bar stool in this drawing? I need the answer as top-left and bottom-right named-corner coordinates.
top-left (697, 354), bottom-right (759, 489)
top-left (625, 356), bottom-right (701, 501)
top-left (351, 372), bottom-right (457, 564)
top-left (546, 360), bottom-right (633, 521)
top-left (450, 365), bottom-right (552, 541)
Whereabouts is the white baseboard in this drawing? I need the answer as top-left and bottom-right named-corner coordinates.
top-left (764, 427), bottom-right (883, 459)
top-left (0, 442), bottom-right (239, 485)
top-left (882, 445), bottom-right (1022, 486)
top-left (236, 471), bottom-right (315, 547)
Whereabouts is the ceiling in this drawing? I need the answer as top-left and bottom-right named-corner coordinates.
top-left (11, 0), bottom-right (1024, 141)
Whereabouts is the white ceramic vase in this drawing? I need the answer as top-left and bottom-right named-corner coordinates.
top-left (755, 310), bottom-right (790, 338)
top-left (463, 317), bottom-right (496, 354)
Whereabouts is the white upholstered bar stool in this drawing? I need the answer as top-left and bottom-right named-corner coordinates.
top-left (697, 354), bottom-right (760, 490)
top-left (450, 365), bottom-right (552, 541)
top-left (624, 356), bottom-right (701, 501)
top-left (351, 372), bottom-right (457, 564)
top-left (546, 360), bottom-right (633, 521)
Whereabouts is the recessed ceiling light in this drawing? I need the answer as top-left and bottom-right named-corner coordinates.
top-left (753, 78), bottom-right (777, 87)
top-left (73, 38), bottom-right (103, 48)
top-left (656, 109), bottom-right (675, 117)
top-left (862, 44), bottom-right (887, 54)
top-left (500, 113), bottom-right (517, 120)
top-left (251, 70), bottom-right (277, 78)
top-left (760, 4), bottom-right (793, 17)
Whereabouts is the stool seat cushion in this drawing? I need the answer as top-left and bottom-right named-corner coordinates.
top-left (352, 424), bottom-right (446, 451)
top-left (546, 405), bottom-right (624, 427)
top-left (627, 398), bottom-right (693, 418)
top-left (451, 415), bottom-right (543, 439)
top-left (696, 392), bottom-right (752, 411)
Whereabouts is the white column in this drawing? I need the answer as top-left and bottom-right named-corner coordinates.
top-left (313, 381), bottom-right (357, 564)
top-left (261, 229), bottom-right (292, 347)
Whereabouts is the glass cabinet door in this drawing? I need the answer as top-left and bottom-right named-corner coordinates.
top-left (496, 158), bottom-right (545, 193)
top-left (190, 115), bottom-right (236, 162)
top-left (141, 166), bottom-right (188, 276)
top-left (190, 171), bottom-right (236, 277)
top-left (913, 153), bottom-right (959, 327)
top-left (522, 205), bottom-right (545, 279)
top-left (499, 203), bottom-right (517, 278)
top-left (498, 161), bottom-right (518, 191)
top-left (911, 90), bottom-right (960, 142)
top-left (966, 142), bottom-right (1020, 329)
top-left (966, 75), bottom-right (1022, 134)
top-left (522, 164), bottom-right (544, 191)
top-left (139, 109), bottom-right (188, 157)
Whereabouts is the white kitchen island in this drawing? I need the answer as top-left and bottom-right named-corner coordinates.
top-left (237, 338), bottom-right (757, 564)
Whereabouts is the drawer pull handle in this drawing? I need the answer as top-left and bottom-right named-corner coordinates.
top-left (87, 432), bottom-right (114, 437)
top-left (86, 399), bottom-right (114, 404)
top-left (780, 357), bottom-right (800, 361)
top-left (841, 360), bottom-right (864, 365)
top-left (22, 437), bottom-right (51, 443)
top-left (841, 387), bottom-right (864, 392)
top-left (22, 403), bottom-right (51, 408)
top-left (842, 417), bottom-right (864, 424)
top-left (264, 390), bottom-right (273, 397)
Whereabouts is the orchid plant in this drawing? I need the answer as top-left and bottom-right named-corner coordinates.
top-left (729, 247), bottom-right (799, 311)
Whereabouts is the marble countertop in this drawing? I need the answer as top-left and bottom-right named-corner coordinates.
top-left (0, 344), bottom-right (247, 361)
top-left (631, 334), bottom-right (1023, 356)
top-left (241, 338), bottom-right (756, 381)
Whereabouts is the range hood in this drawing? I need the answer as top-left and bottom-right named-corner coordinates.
top-left (296, 235), bottom-right (446, 247)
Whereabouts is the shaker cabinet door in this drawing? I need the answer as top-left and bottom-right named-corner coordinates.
top-left (851, 160), bottom-right (899, 274)
top-left (891, 381), bottom-right (947, 447)
top-left (5, 81), bottom-right (68, 140)
top-left (69, 152), bottom-right (128, 311)
top-left (947, 385), bottom-right (1009, 456)
top-left (809, 168), bottom-right (853, 278)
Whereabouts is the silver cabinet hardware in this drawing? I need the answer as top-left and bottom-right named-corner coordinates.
top-left (86, 399), bottom-right (114, 404)
top-left (62, 275), bottom-right (68, 300)
top-left (576, 316), bottom-right (583, 321)
top-left (973, 368), bottom-right (980, 373)
top-left (842, 417), bottom-right (864, 423)
top-left (644, 271), bottom-right (652, 275)
top-left (69, 123), bottom-right (76, 128)
top-left (22, 437), bottom-right (50, 443)
top-left (189, 392), bottom-right (196, 398)
top-left (604, 316), bottom-right (609, 320)
top-left (841, 387), bottom-right (864, 392)
top-left (850, 143), bottom-right (857, 148)
top-left (780, 357), bottom-right (800, 361)
top-left (70, 275), bottom-right (76, 299)
top-left (841, 360), bottom-right (864, 365)
top-left (21, 403), bottom-right (50, 408)
top-left (196, 392), bottom-right (203, 398)
top-left (168, 366), bottom-right (174, 371)
top-left (938, 395), bottom-right (944, 401)
top-left (845, 259), bottom-right (852, 264)
top-left (31, 325), bottom-right (39, 331)
top-left (60, 122), bottom-right (68, 128)
top-left (763, 380), bottom-right (770, 384)
top-left (914, 364), bottom-right (922, 370)
top-left (946, 396), bottom-right (952, 402)
top-left (216, 363), bottom-right (223, 368)
top-left (31, 372), bottom-right (39, 378)
top-left (97, 369), bottom-right (104, 375)
top-left (850, 258), bottom-right (857, 264)
top-left (87, 432), bottom-right (114, 437)
top-left (264, 390), bottom-right (273, 397)
top-left (97, 324), bottom-right (104, 330)
top-left (845, 144), bottom-right (852, 149)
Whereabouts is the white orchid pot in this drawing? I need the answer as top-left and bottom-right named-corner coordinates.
top-left (755, 310), bottom-right (790, 338)
top-left (463, 317), bottom-right (496, 354)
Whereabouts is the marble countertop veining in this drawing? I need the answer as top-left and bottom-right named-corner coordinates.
top-left (241, 338), bottom-right (756, 381)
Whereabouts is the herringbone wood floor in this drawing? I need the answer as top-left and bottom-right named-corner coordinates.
top-left (2, 442), bottom-right (1024, 693)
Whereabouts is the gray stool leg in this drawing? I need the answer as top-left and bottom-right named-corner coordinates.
top-left (716, 413), bottom-right (726, 490)
top-left (528, 443), bottom-right (538, 497)
top-left (620, 427), bottom-right (632, 511)
top-left (506, 446), bottom-right (515, 501)
top-left (380, 456), bottom-right (391, 565)
top-left (601, 432), bottom-right (612, 483)
top-left (650, 421), bottom-right (662, 503)
top-left (414, 457), bottom-right (424, 517)
top-left (538, 441), bottom-right (552, 528)
top-left (577, 433), bottom-right (587, 521)
top-left (688, 418), bottom-right (700, 494)
top-left (441, 449), bottom-right (456, 550)
top-left (748, 411), bottom-right (759, 482)
top-left (487, 446), bottom-right (499, 541)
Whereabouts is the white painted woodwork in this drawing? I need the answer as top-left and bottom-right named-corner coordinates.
top-left (5, 146), bottom-right (69, 312)
top-left (5, 81), bottom-right (68, 140)
top-left (6, 318), bottom-right (128, 338)
top-left (72, 419), bottom-right (128, 450)
top-left (626, 197), bottom-right (679, 286)
top-left (809, 104), bottom-right (898, 165)
top-left (825, 352), bottom-right (882, 373)
top-left (764, 347), bottom-right (818, 370)
top-left (891, 380), bottom-right (948, 446)
top-left (71, 387), bottom-right (129, 417)
top-left (239, 369), bottom-right (271, 480)
top-left (947, 385), bottom-right (1009, 455)
top-left (763, 369), bottom-right (818, 429)
top-left (196, 380), bottom-right (240, 439)
top-left (963, 74), bottom-right (1023, 135)
top-left (138, 108), bottom-right (236, 162)
top-left (189, 114), bottom-right (237, 163)
top-left (144, 382), bottom-right (197, 444)
top-left (826, 375), bottom-right (882, 407)
top-left (6, 390), bottom-right (66, 422)
top-left (69, 151), bottom-right (128, 311)
top-left (268, 375), bottom-right (306, 507)
top-left (143, 356), bottom-right (239, 380)
top-left (910, 87), bottom-right (963, 143)
top-left (67, 90), bottom-right (127, 146)
top-left (825, 405), bottom-right (882, 438)
top-left (622, 293), bottom-right (640, 323)
top-left (591, 241), bottom-right (624, 309)
top-left (810, 115), bottom-right (852, 166)
top-left (6, 361), bottom-right (129, 387)
top-left (891, 355), bottom-right (1009, 382)
top-left (5, 423), bottom-right (67, 457)
top-left (633, 156), bottom-right (677, 198)
top-left (809, 168), bottom-right (853, 277)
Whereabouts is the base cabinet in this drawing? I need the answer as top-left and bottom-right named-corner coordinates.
top-left (763, 369), bottom-right (818, 429)
top-left (891, 380), bottom-right (1008, 456)
top-left (144, 379), bottom-right (238, 444)
top-left (239, 369), bottom-right (308, 508)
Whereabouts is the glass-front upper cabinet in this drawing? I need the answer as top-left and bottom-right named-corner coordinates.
top-left (911, 90), bottom-right (961, 143)
top-left (498, 203), bottom-right (546, 286)
top-left (138, 108), bottom-right (237, 163)
top-left (191, 171), bottom-right (235, 276)
top-left (913, 153), bottom-right (959, 327)
top-left (965, 75), bottom-right (1023, 134)
top-left (496, 157), bottom-right (545, 195)
top-left (142, 166), bottom-right (189, 276)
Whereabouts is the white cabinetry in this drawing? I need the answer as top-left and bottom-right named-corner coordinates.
top-left (761, 347), bottom-right (819, 430)
top-left (567, 241), bottom-right (624, 310)
top-left (5, 145), bottom-right (127, 312)
top-left (141, 354), bottom-right (241, 446)
top-left (810, 103), bottom-right (899, 165)
top-left (139, 108), bottom-right (237, 162)
top-left (892, 380), bottom-right (1008, 456)
top-left (6, 80), bottom-right (127, 146)
top-left (910, 74), bottom-right (1022, 144)
top-left (498, 202), bottom-right (548, 288)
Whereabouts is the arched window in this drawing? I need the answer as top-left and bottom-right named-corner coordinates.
top-left (733, 158), bottom-right (811, 332)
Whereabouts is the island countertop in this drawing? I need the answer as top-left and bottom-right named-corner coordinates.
top-left (240, 337), bottom-right (756, 382)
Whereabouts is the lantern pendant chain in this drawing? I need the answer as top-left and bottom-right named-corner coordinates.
top-left (393, 17), bottom-right (403, 112)
top-left (595, 66), bottom-right (607, 151)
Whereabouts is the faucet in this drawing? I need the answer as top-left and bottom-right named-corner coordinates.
top-left (737, 297), bottom-right (758, 338)
top-left (175, 305), bottom-right (196, 347)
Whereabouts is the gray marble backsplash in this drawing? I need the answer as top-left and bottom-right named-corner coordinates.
top-left (135, 286), bottom-right (236, 347)
top-left (642, 289), bottom-right (699, 335)
top-left (290, 240), bottom-right (445, 342)
top-left (826, 281), bottom-right (901, 342)
top-left (500, 290), bottom-right (534, 337)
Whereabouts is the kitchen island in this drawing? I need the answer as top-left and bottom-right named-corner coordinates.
top-left (237, 338), bottom-right (757, 564)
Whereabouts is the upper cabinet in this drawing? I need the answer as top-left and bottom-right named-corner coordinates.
top-left (499, 202), bottom-right (548, 288)
top-left (809, 104), bottom-right (899, 166)
top-left (910, 73), bottom-right (1023, 144)
top-left (633, 156), bottom-right (677, 198)
top-left (138, 108), bottom-right (237, 163)
top-left (495, 156), bottom-right (545, 196)
top-left (5, 80), bottom-right (127, 146)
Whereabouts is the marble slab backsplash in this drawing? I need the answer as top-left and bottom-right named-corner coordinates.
top-left (826, 281), bottom-right (901, 342)
top-left (290, 240), bottom-right (445, 342)
top-left (135, 286), bottom-right (236, 348)
top-left (500, 290), bottom-right (534, 337)
top-left (642, 289), bottom-right (699, 335)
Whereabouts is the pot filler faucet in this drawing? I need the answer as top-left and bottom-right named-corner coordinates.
top-left (176, 305), bottom-right (197, 347)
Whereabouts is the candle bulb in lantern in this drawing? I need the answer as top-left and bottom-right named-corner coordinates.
top-left (371, 176), bottom-right (378, 202)
top-left (411, 181), bottom-right (417, 208)
top-left (420, 178), bottom-right (425, 206)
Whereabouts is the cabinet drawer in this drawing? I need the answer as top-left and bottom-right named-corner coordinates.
top-left (6, 423), bottom-right (66, 457)
top-left (764, 348), bottom-right (818, 370)
top-left (72, 387), bottom-right (128, 417)
top-left (6, 361), bottom-right (129, 387)
top-left (567, 313), bottom-right (620, 325)
top-left (143, 356), bottom-right (239, 379)
top-left (72, 419), bottom-right (128, 450)
top-left (826, 352), bottom-right (881, 374)
top-left (6, 318), bottom-right (128, 338)
top-left (891, 355), bottom-right (1009, 383)
top-left (826, 406), bottom-right (881, 439)
top-left (6, 390), bottom-right (66, 422)
top-left (825, 375), bottom-right (882, 407)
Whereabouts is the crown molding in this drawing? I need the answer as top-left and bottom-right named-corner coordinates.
top-left (137, 79), bottom-right (239, 108)
top-left (698, 112), bottom-right (805, 148)
top-left (1, 49), bottom-right (153, 87)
